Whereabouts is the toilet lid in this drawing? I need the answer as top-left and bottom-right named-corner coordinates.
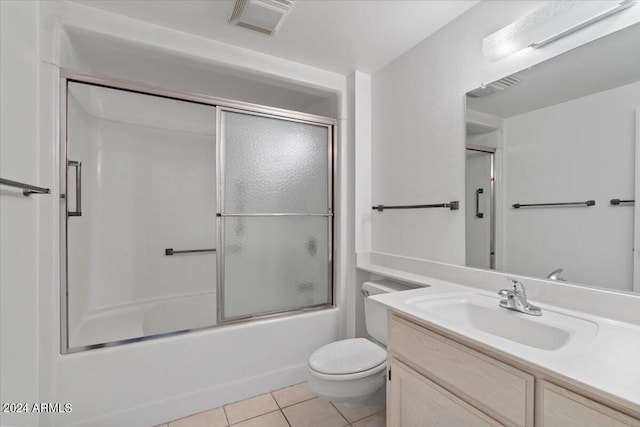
top-left (309, 338), bottom-right (386, 375)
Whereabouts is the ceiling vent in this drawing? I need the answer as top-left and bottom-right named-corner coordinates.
top-left (230, 0), bottom-right (295, 35)
top-left (468, 75), bottom-right (522, 98)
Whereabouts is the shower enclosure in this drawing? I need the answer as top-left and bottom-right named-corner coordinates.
top-left (465, 147), bottom-right (495, 270)
top-left (61, 73), bottom-right (335, 353)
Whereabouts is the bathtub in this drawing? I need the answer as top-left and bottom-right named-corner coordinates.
top-left (70, 293), bottom-right (217, 348)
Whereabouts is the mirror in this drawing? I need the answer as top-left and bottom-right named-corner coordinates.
top-left (465, 22), bottom-right (640, 294)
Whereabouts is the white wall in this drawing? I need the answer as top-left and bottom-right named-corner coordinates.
top-left (13, 1), bottom-right (351, 426)
top-left (0, 2), bottom-right (41, 426)
top-left (503, 82), bottom-right (640, 292)
top-left (368, 0), bottom-right (640, 266)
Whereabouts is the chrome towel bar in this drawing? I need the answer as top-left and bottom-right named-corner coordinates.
top-left (373, 201), bottom-right (460, 212)
top-left (512, 200), bottom-right (595, 209)
top-left (165, 248), bottom-right (216, 256)
top-left (610, 198), bottom-right (634, 206)
top-left (0, 177), bottom-right (50, 196)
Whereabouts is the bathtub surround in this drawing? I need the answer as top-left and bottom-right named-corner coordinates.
top-left (61, 74), bottom-right (335, 352)
top-left (2, 1), bottom-right (350, 426)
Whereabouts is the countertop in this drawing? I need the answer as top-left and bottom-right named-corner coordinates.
top-left (370, 277), bottom-right (640, 413)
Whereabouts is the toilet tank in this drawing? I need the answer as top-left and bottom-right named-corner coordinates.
top-left (363, 280), bottom-right (415, 345)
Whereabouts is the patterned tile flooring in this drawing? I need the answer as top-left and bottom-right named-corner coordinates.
top-left (157, 383), bottom-right (385, 427)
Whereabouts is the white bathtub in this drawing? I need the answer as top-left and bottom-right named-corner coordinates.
top-left (70, 293), bottom-right (217, 348)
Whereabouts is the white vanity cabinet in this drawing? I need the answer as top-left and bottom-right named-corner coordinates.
top-left (387, 312), bottom-right (640, 427)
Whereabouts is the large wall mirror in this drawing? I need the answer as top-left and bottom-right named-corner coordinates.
top-left (465, 22), bottom-right (640, 294)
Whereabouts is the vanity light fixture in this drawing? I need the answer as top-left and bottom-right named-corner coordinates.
top-left (483, 0), bottom-right (636, 61)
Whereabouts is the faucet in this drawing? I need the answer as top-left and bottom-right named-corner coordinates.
top-left (498, 278), bottom-right (542, 316)
top-left (547, 268), bottom-right (566, 281)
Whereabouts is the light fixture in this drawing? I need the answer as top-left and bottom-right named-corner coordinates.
top-left (483, 0), bottom-right (636, 61)
top-left (229, 0), bottom-right (295, 36)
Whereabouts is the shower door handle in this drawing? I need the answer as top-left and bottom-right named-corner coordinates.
top-left (475, 188), bottom-right (484, 218)
top-left (68, 160), bottom-right (82, 217)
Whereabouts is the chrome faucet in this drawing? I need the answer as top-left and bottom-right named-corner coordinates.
top-left (498, 278), bottom-right (542, 316)
top-left (547, 268), bottom-right (566, 281)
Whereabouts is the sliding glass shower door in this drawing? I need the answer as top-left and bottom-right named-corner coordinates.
top-left (62, 75), bottom-right (334, 353)
top-left (218, 109), bottom-right (333, 321)
top-left (63, 81), bottom-right (218, 351)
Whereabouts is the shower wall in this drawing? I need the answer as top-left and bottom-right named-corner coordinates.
top-left (86, 119), bottom-right (216, 308)
top-left (465, 149), bottom-right (493, 269)
top-left (66, 83), bottom-right (217, 347)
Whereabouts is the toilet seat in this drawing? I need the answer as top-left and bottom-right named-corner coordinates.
top-left (309, 338), bottom-right (386, 379)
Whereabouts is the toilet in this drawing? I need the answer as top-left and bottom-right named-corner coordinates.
top-left (307, 280), bottom-right (414, 406)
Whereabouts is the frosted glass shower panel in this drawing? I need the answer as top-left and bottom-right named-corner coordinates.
top-left (221, 111), bottom-right (330, 213)
top-left (222, 216), bottom-right (330, 319)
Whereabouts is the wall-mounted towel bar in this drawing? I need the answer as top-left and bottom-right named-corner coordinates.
top-left (512, 200), bottom-right (595, 209)
top-left (373, 201), bottom-right (459, 212)
top-left (165, 248), bottom-right (216, 256)
top-left (0, 178), bottom-right (50, 196)
top-left (610, 199), bottom-right (634, 206)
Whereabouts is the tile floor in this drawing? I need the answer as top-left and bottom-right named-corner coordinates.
top-left (157, 382), bottom-right (386, 427)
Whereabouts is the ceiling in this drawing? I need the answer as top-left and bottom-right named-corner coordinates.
top-left (467, 22), bottom-right (640, 119)
top-left (69, 0), bottom-right (479, 75)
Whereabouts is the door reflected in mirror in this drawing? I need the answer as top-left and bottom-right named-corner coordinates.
top-left (465, 22), bottom-right (640, 294)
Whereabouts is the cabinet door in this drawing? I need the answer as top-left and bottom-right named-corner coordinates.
top-left (389, 314), bottom-right (534, 426)
top-left (387, 359), bottom-right (501, 427)
top-left (540, 381), bottom-right (640, 427)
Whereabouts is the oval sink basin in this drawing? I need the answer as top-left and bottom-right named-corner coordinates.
top-left (408, 293), bottom-right (598, 351)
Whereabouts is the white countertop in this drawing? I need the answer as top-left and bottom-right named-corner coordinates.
top-left (371, 278), bottom-right (640, 412)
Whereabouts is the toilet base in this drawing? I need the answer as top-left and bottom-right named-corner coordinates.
top-left (339, 384), bottom-right (386, 408)
top-left (308, 366), bottom-right (386, 407)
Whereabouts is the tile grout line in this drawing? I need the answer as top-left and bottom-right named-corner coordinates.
top-left (271, 388), bottom-right (320, 410)
top-left (278, 395), bottom-right (320, 410)
top-left (328, 401), bottom-right (351, 426)
top-left (268, 390), bottom-right (293, 427)
top-left (267, 391), bottom-right (291, 427)
top-left (279, 407), bottom-right (293, 427)
top-left (222, 405), bottom-right (230, 426)
top-left (228, 409), bottom-right (283, 426)
top-left (221, 405), bottom-right (230, 426)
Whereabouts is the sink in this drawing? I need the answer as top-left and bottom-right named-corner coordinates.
top-left (406, 293), bottom-right (598, 351)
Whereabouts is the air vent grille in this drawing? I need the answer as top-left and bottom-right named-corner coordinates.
top-left (231, 0), bottom-right (248, 22)
top-left (468, 75), bottom-right (522, 98)
top-left (492, 75), bottom-right (521, 90)
top-left (230, 0), bottom-right (295, 35)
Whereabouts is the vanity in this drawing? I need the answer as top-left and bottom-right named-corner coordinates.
top-left (356, 15), bottom-right (640, 427)
top-left (363, 18), bottom-right (640, 427)
top-left (369, 276), bottom-right (640, 427)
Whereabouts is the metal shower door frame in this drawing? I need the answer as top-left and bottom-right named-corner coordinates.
top-left (466, 145), bottom-right (496, 270)
top-left (59, 69), bottom-right (336, 354)
top-left (215, 106), bottom-right (335, 325)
